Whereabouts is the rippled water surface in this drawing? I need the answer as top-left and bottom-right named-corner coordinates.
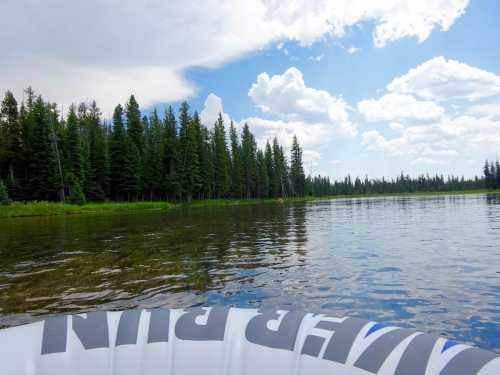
top-left (1, 194), bottom-right (499, 352)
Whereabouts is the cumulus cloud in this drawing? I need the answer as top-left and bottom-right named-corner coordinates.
top-left (200, 93), bottom-right (232, 128)
top-left (359, 56), bottom-right (500, 166)
top-left (387, 57), bottom-right (500, 101)
top-left (358, 93), bottom-right (445, 122)
top-left (241, 67), bottom-right (358, 169)
top-left (248, 67), bottom-right (356, 138)
top-left (263, 0), bottom-right (469, 47)
top-left (0, 1), bottom-right (469, 113)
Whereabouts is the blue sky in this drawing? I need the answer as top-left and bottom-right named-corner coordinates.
top-left (3, 0), bottom-right (500, 179)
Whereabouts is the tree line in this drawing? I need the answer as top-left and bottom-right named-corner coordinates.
top-left (306, 173), bottom-right (485, 197)
top-left (0, 88), bottom-right (496, 206)
top-left (0, 89), bottom-right (305, 204)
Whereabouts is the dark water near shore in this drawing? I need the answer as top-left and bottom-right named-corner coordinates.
top-left (1, 194), bottom-right (499, 352)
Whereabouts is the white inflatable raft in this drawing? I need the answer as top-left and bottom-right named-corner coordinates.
top-left (0, 307), bottom-right (499, 375)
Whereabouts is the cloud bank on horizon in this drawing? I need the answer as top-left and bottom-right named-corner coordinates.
top-left (3, 0), bottom-right (500, 178)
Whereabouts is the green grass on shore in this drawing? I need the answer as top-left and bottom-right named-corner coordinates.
top-left (1, 189), bottom-right (500, 219)
top-left (0, 201), bottom-right (172, 219)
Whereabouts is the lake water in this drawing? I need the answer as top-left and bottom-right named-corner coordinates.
top-left (1, 194), bottom-right (499, 352)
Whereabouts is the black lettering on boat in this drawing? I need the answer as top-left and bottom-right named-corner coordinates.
top-left (41, 315), bottom-right (68, 354)
top-left (354, 328), bottom-right (414, 373)
top-left (72, 311), bottom-right (110, 350)
top-left (393, 333), bottom-right (438, 375)
top-left (440, 347), bottom-right (499, 375)
top-left (245, 310), bottom-right (306, 351)
top-left (116, 310), bottom-right (142, 346)
top-left (301, 317), bottom-right (366, 364)
top-left (175, 307), bottom-right (229, 341)
top-left (148, 308), bottom-right (170, 343)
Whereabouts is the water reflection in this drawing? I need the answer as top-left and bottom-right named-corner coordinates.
top-left (0, 204), bottom-right (308, 323)
top-left (0, 194), bottom-right (499, 353)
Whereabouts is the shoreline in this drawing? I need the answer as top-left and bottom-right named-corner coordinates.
top-left (1, 189), bottom-right (500, 219)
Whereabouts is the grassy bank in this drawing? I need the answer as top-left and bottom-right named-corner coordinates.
top-left (0, 201), bottom-right (173, 219)
top-left (1, 189), bottom-right (500, 219)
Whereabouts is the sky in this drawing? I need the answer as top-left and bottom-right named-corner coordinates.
top-left (2, 0), bottom-right (500, 179)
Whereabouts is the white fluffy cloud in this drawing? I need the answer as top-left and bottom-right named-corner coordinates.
top-left (200, 93), bottom-right (232, 128)
top-left (248, 67), bottom-right (356, 138)
top-left (387, 57), bottom-right (500, 101)
top-left (262, 0), bottom-right (469, 47)
top-left (359, 56), bottom-right (500, 166)
top-left (358, 93), bottom-right (444, 122)
top-left (0, 1), bottom-right (469, 114)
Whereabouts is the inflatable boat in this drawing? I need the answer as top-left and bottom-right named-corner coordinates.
top-left (1, 307), bottom-right (498, 375)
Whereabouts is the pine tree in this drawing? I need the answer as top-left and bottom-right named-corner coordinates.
top-left (126, 95), bottom-right (143, 156)
top-left (64, 105), bottom-right (82, 182)
top-left (161, 106), bottom-right (179, 199)
top-left (29, 96), bottom-right (59, 200)
top-left (241, 123), bottom-right (256, 198)
top-left (110, 104), bottom-right (128, 200)
top-left (229, 121), bottom-right (242, 198)
top-left (212, 113), bottom-right (230, 198)
top-left (143, 111), bottom-right (163, 200)
top-left (290, 135), bottom-right (305, 197)
top-left (125, 95), bottom-right (143, 197)
top-left (177, 102), bottom-right (201, 201)
top-left (272, 137), bottom-right (284, 197)
top-left (192, 112), bottom-right (210, 199)
top-left (264, 141), bottom-right (275, 197)
top-left (86, 101), bottom-right (107, 201)
top-left (0, 91), bottom-right (21, 187)
top-left (18, 94), bottom-right (35, 200)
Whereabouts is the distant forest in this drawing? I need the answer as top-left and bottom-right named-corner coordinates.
top-left (0, 88), bottom-right (497, 205)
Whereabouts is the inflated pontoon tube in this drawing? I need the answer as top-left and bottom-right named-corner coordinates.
top-left (0, 307), bottom-right (499, 375)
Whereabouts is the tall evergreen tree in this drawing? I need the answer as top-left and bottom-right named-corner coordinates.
top-left (144, 112), bottom-right (163, 200)
top-left (272, 137), bottom-right (286, 197)
top-left (264, 141), bottom-right (275, 198)
top-left (0, 91), bottom-right (21, 187)
top-left (110, 104), bottom-right (128, 200)
top-left (290, 135), bottom-right (305, 197)
top-left (126, 95), bottom-right (143, 156)
top-left (177, 102), bottom-right (201, 201)
top-left (161, 106), bottom-right (179, 199)
top-left (212, 114), bottom-right (230, 198)
top-left (229, 121), bottom-right (242, 198)
top-left (192, 112), bottom-right (211, 199)
top-left (241, 123), bottom-right (257, 198)
top-left (86, 101), bottom-right (107, 201)
top-left (29, 96), bottom-right (59, 200)
top-left (64, 105), bottom-right (81, 182)
top-left (125, 95), bottom-right (143, 196)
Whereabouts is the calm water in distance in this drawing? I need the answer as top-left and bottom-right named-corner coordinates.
top-left (1, 194), bottom-right (499, 352)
